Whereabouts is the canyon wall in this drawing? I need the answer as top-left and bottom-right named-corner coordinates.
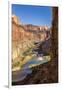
top-left (12, 15), bottom-right (49, 43)
top-left (12, 15), bottom-right (50, 61)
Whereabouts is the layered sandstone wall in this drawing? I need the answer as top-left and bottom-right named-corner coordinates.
top-left (12, 15), bottom-right (50, 43)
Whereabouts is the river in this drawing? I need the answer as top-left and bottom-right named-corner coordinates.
top-left (12, 55), bottom-right (50, 82)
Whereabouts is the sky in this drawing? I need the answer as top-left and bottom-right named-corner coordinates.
top-left (12, 4), bottom-right (52, 27)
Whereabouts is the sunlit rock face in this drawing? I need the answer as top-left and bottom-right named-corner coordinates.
top-left (12, 15), bottom-right (21, 25)
top-left (12, 15), bottom-right (49, 43)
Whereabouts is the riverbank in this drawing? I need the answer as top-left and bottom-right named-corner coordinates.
top-left (12, 56), bottom-right (58, 85)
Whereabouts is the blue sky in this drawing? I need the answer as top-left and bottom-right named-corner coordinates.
top-left (12, 4), bottom-right (52, 27)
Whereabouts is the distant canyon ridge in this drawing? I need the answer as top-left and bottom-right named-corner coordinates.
top-left (12, 15), bottom-right (51, 42)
